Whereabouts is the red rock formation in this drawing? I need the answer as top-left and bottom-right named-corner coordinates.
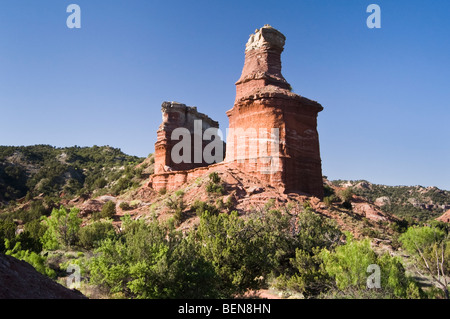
top-left (150, 163), bottom-right (223, 192)
top-left (225, 25), bottom-right (324, 198)
top-left (154, 102), bottom-right (223, 174)
top-left (151, 25), bottom-right (324, 198)
top-left (235, 25), bottom-right (290, 101)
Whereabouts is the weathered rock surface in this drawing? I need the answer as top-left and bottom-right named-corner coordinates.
top-left (235, 24), bottom-right (290, 101)
top-left (154, 102), bottom-right (224, 174)
top-left (0, 253), bottom-right (86, 299)
top-left (352, 201), bottom-right (389, 222)
top-left (437, 209), bottom-right (450, 223)
top-left (374, 196), bottom-right (391, 207)
top-left (151, 25), bottom-right (324, 198)
top-left (355, 181), bottom-right (372, 190)
top-left (225, 25), bottom-right (324, 198)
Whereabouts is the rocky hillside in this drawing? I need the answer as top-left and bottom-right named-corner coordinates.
top-left (331, 180), bottom-right (450, 222)
top-left (0, 145), bottom-right (146, 204)
top-left (69, 164), bottom-right (404, 249)
top-left (2, 148), bottom-right (447, 241)
top-left (437, 209), bottom-right (450, 223)
top-left (2, 149), bottom-right (448, 242)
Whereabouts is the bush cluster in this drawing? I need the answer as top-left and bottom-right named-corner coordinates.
top-left (205, 172), bottom-right (225, 195)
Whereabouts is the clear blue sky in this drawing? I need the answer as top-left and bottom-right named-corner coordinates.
top-left (0, 1), bottom-right (449, 190)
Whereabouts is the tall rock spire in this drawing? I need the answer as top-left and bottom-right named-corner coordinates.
top-left (235, 25), bottom-right (291, 101)
top-left (226, 25), bottom-right (325, 198)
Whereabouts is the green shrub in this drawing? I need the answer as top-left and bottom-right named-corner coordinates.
top-left (206, 183), bottom-right (225, 195)
top-left (167, 196), bottom-right (185, 225)
top-left (209, 172), bottom-right (219, 183)
top-left (321, 235), bottom-right (377, 291)
top-left (303, 200), bottom-right (312, 210)
top-left (196, 210), bottom-right (293, 297)
top-left (323, 184), bottom-right (335, 197)
top-left (41, 207), bottom-right (82, 250)
top-left (215, 196), bottom-right (235, 212)
top-left (296, 209), bottom-right (342, 252)
top-left (26, 200), bottom-right (49, 221)
top-left (175, 190), bottom-right (184, 197)
top-left (79, 221), bottom-right (116, 249)
top-left (0, 219), bottom-right (16, 250)
top-left (5, 239), bottom-right (56, 278)
top-left (429, 220), bottom-right (449, 234)
top-left (88, 218), bottom-right (221, 299)
top-left (101, 201), bottom-right (116, 218)
top-left (205, 172), bottom-right (225, 195)
top-left (24, 219), bottom-right (48, 243)
top-left (119, 201), bottom-right (132, 211)
top-left (134, 167), bottom-right (144, 179)
top-left (338, 188), bottom-right (353, 202)
top-left (8, 231), bottom-right (43, 254)
top-left (399, 226), bottom-right (449, 299)
top-left (224, 196), bottom-right (234, 212)
top-left (191, 200), bottom-right (219, 217)
top-left (111, 177), bottom-right (132, 195)
top-left (360, 227), bottom-right (380, 238)
top-left (273, 209), bottom-right (343, 297)
top-left (94, 177), bottom-right (108, 189)
top-left (321, 233), bottom-right (422, 299)
top-left (264, 198), bottom-right (276, 210)
top-left (95, 210), bottom-right (297, 298)
top-left (323, 196), bottom-right (335, 207)
top-left (390, 218), bottom-right (409, 234)
top-left (274, 247), bottom-right (331, 296)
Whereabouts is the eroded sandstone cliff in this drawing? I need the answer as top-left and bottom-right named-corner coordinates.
top-left (151, 25), bottom-right (324, 198)
top-left (154, 101), bottom-right (223, 174)
top-left (225, 25), bottom-right (324, 198)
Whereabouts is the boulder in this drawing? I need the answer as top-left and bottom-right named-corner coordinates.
top-left (0, 253), bottom-right (86, 299)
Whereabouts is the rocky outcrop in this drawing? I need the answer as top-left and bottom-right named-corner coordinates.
top-left (150, 163), bottom-right (223, 192)
top-left (151, 25), bottom-right (324, 198)
top-left (234, 25), bottom-right (290, 101)
top-left (154, 102), bottom-right (224, 174)
top-left (79, 195), bottom-right (116, 217)
top-left (0, 253), bottom-right (86, 299)
top-left (225, 25), bottom-right (324, 198)
top-left (374, 196), bottom-right (391, 207)
top-left (352, 200), bottom-right (392, 222)
top-left (437, 209), bottom-right (450, 223)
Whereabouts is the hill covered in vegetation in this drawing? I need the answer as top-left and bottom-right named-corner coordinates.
top-left (0, 145), bottom-right (147, 204)
top-left (331, 180), bottom-right (450, 222)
